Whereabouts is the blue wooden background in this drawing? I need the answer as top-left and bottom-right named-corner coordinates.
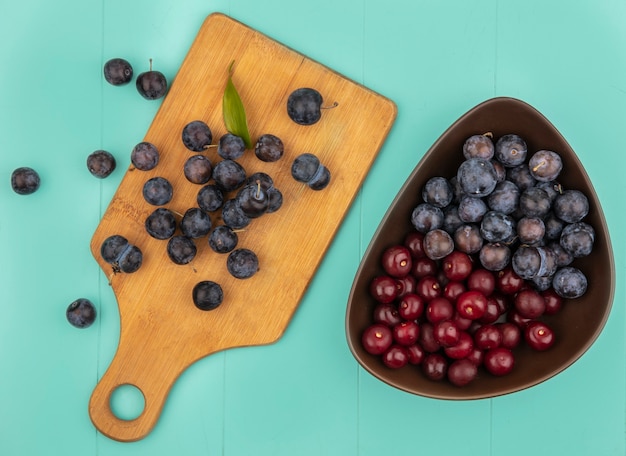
top-left (1, 0), bottom-right (624, 454)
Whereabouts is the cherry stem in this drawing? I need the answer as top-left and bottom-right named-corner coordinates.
top-left (532, 160), bottom-right (546, 173)
top-left (255, 180), bottom-right (261, 199)
top-left (149, 58), bottom-right (153, 72)
top-left (321, 101), bottom-right (339, 110)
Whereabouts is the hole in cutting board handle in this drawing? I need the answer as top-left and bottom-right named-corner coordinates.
top-left (109, 384), bottom-right (146, 421)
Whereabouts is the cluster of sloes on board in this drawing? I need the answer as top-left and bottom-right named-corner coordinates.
top-left (98, 83), bottom-right (333, 313)
top-left (362, 132), bottom-right (595, 386)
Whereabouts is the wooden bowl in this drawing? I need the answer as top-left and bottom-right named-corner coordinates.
top-left (345, 97), bottom-right (615, 399)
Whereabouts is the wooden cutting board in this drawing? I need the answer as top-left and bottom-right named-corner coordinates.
top-left (89, 12), bottom-right (396, 442)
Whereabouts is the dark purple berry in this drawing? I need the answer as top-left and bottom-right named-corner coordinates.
top-left (145, 208), bottom-right (177, 240)
top-left (208, 225), bottom-right (238, 253)
top-left (287, 88), bottom-right (324, 125)
top-left (227, 248), bottom-right (259, 279)
top-left (167, 235), bottom-right (197, 265)
top-left (180, 207), bottom-right (212, 239)
top-left (182, 120), bottom-right (213, 152)
top-left (193, 281), bottom-right (224, 311)
top-left (183, 155), bottom-right (213, 185)
top-left (136, 59), bottom-right (167, 100)
top-left (66, 298), bottom-right (97, 328)
top-left (495, 134), bottom-right (527, 167)
top-left (213, 159), bottom-right (246, 192)
top-left (131, 142), bottom-right (159, 171)
top-left (197, 184), bottom-right (224, 212)
top-left (218, 133), bottom-right (246, 160)
top-left (143, 177), bottom-right (173, 206)
top-left (104, 58), bottom-right (133, 86)
top-left (87, 150), bottom-right (116, 178)
top-left (11, 167), bottom-right (40, 195)
top-left (254, 134), bottom-right (284, 162)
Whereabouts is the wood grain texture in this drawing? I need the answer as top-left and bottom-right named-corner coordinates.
top-left (88, 13), bottom-right (396, 442)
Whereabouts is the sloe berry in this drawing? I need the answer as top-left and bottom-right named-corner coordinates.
top-left (87, 150), bottom-right (116, 178)
top-left (193, 281), bottom-right (224, 311)
top-left (131, 142), bottom-right (159, 171)
top-left (11, 167), bottom-right (40, 195)
top-left (180, 208), bottom-right (212, 239)
top-left (218, 133), bottom-right (246, 160)
top-left (227, 248), bottom-right (259, 279)
top-left (182, 120), bottom-right (213, 152)
top-left (254, 134), bottom-right (284, 162)
top-left (66, 298), bottom-right (97, 328)
top-left (143, 177), bottom-right (173, 206)
top-left (145, 208), bottom-right (177, 240)
top-left (103, 58), bottom-right (133, 86)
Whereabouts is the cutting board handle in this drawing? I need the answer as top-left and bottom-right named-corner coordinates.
top-left (88, 346), bottom-right (179, 442)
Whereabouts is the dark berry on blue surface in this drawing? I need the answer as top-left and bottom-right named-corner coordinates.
top-left (553, 189), bottom-right (589, 223)
top-left (458, 195), bottom-right (487, 223)
top-left (552, 266), bottom-right (587, 298)
top-left (254, 134), bottom-right (284, 162)
top-left (104, 58), bottom-right (133, 86)
top-left (480, 211), bottom-right (516, 243)
top-left (221, 199), bottom-right (251, 229)
top-left (136, 59), bottom-right (167, 100)
top-left (213, 159), bottom-right (246, 192)
top-left (411, 203), bottom-right (444, 233)
top-left (422, 176), bottom-right (454, 208)
top-left (180, 207), bottom-right (212, 239)
top-left (529, 150), bottom-right (563, 182)
top-left (182, 120), bottom-right (213, 152)
top-left (227, 248), bottom-right (259, 279)
top-left (145, 208), bottom-right (177, 240)
top-left (11, 167), bottom-right (40, 195)
top-left (307, 164), bottom-right (331, 190)
top-left (193, 281), bottom-right (224, 311)
top-left (167, 235), bottom-right (197, 265)
top-left (87, 150), bottom-right (116, 178)
top-left (457, 158), bottom-right (498, 197)
top-left (197, 184), bottom-right (224, 212)
top-left (495, 134), bottom-right (527, 167)
top-left (131, 142), bottom-right (159, 171)
top-left (208, 225), bottom-right (238, 253)
top-left (560, 222), bottom-right (595, 258)
top-left (486, 180), bottom-right (520, 215)
top-left (218, 133), bottom-right (246, 160)
top-left (143, 176), bottom-right (173, 206)
top-left (66, 298), bottom-right (97, 328)
top-left (184, 155), bottom-right (213, 185)
top-left (287, 88), bottom-right (324, 125)
top-left (291, 153), bottom-right (321, 183)
top-left (463, 134), bottom-right (494, 160)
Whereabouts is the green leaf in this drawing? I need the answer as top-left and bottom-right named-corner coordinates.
top-left (222, 61), bottom-right (253, 149)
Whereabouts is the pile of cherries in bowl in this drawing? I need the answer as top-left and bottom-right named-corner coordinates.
top-left (360, 133), bottom-right (594, 387)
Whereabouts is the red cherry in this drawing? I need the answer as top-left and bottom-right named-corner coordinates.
top-left (426, 297), bottom-right (454, 324)
top-left (525, 321), bottom-right (555, 351)
top-left (466, 347), bottom-right (484, 366)
top-left (393, 320), bottom-right (420, 346)
top-left (474, 324), bottom-right (503, 350)
top-left (444, 331), bottom-right (474, 359)
top-left (507, 308), bottom-right (533, 328)
top-left (361, 324), bottom-right (393, 355)
top-left (496, 267), bottom-right (524, 294)
top-left (382, 344), bottom-right (409, 368)
top-left (372, 302), bottom-right (402, 327)
top-left (497, 322), bottom-right (522, 349)
top-left (483, 347), bottom-right (515, 376)
top-left (416, 275), bottom-right (442, 301)
top-left (406, 343), bottom-right (425, 365)
top-left (433, 320), bottom-right (461, 347)
top-left (397, 293), bottom-right (425, 320)
top-left (421, 353), bottom-right (448, 381)
top-left (404, 231), bottom-right (425, 258)
top-left (396, 275), bottom-right (416, 298)
top-left (447, 358), bottom-right (478, 387)
top-left (456, 290), bottom-right (488, 320)
top-left (478, 296), bottom-right (502, 324)
top-left (441, 250), bottom-right (474, 281)
top-left (443, 280), bottom-right (467, 302)
top-left (381, 245), bottom-right (413, 278)
top-left (412, 257), bottom-right (437, 278)
top-left (467, 268), bottom-right (496, 296)
top-left (452, 311), bottom-right (473, 331)
top-left (369, 275), bottom-right (398, 303)
top-left (542, 288), bottom-right (563, 315)
top-left (514, 288), bottom-right (546, 319)
top-left (418, 322), bottom-right (440, 353)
